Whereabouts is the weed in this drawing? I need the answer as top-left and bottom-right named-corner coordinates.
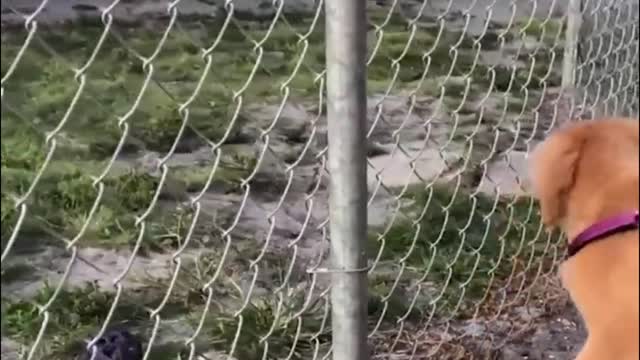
top-left (1, 280), bottom-right (204, 359)
top-left (367, 184), bottom-right (544, 319)
top-left (201, 295), bottom-right (331, 360)
top-left (517, 18), bottom-right (565, 45)
top-left (2, 284), bottom-right (145, 359)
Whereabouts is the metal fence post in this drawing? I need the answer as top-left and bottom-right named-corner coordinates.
top-left (324, 0), bottom-right (369, 359)
top-left (562, 0), bottom-right (582, 89)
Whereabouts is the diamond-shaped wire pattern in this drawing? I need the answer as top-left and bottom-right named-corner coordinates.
top-left (0, 0), bottom-right (637, 359)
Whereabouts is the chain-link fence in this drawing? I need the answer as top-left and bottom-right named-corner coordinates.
top-left (0, 0), bottom-right (637, 359)
top-left (574, 0), bottom-right (639, 118)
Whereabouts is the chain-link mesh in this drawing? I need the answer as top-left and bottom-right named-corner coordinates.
top-left (0, 0), bottom-right (637, 359)
top-left (574, 0), bottom-right (639, 119)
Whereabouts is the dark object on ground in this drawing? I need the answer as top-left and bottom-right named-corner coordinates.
top-left (81, 328), bottom-right (143, 360)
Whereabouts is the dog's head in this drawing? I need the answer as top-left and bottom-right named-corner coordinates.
top-left (529, 118), bottom-right (639, 229)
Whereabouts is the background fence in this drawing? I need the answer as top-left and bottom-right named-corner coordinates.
top-left (1, 0), bottom-right (638, 359)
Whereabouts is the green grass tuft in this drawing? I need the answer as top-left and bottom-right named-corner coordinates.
top-left (367, 184), bottom-right (545, 319)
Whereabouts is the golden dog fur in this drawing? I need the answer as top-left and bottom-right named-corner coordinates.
top-left (529, 118), bottom-right (639, 360)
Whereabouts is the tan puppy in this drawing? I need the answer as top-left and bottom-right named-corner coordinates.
top-left (529, 118), bottom-right (639, 360)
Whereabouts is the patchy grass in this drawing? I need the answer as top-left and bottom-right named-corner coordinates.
top-left (0, 157), bottom-right (251, 252)
top-left (0, 245), bottom-right (262, 360)
top-left (1, 16), bottom-right (323, 251)
top-left (1, 8), bottom-right (563, 359)
top-left (2, 261), bottom-right (333, 360)
top-left (517, 18), bottom-right (565, 44)
top-left (196, 292), bottom-right (331, 360)
top-left (367, 184), bottom-right (546, 322)
top-left (0, 282), bottom-right (202, 360)
top-left (366, 16), bottom-right (482, 89)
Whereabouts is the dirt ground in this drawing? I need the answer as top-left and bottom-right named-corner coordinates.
top-left (370, 276), bottom-right (588, 360)
top-left (499, 301), bottom-right (586, 359)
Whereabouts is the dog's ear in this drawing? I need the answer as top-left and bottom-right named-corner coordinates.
top-left (529, 128), bottom-right (584, 227)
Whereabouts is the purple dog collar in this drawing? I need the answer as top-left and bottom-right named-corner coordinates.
top-left (567, 210), bottom-right (640, 258)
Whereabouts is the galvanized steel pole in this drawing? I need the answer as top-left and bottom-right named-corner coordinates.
top-left (324, 0), bottom-right (369, 359)
top-left (562, 0), bottom-right (582, 89)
